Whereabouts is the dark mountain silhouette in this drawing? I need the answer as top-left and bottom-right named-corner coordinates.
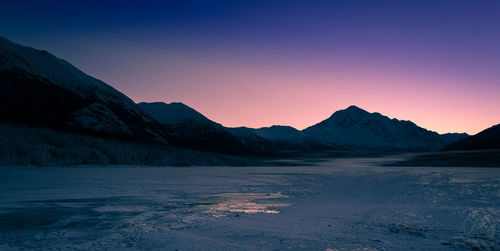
top-left (0, 37), bottom-right (278, 156)
top-left (253, 125), bottom-right (330, 151)
top-left (140, 102), bottom-right (459, 153)
top-left (442, 124), bottom-right (500, 151)
top-left (440, 133), bottom-right (469, 145)
top-left (138, 102), bottom-right (319, 153)
top-left (138, 102), bottom-right (217, 126)
top-left (0, 36), bottom-right (172, 144)
top-left (0, 37), bottom-right (474, 158)
top-left (223, 127), bottom-right (281, 153)
top-left (303, 105), bottom-right (445, 151)
top-left (255, 125), bottom-right (305, 142)
top-left (138, 102), bottom-right (278, 155)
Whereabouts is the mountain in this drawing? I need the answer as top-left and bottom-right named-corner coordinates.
top-left (442, 124), bottom-right (500, 151)
top-left (0, 37), bottom-right (286, 156)
top-left (225, 125), bottom-right (327, 153)
top-left (138, 102), bottom-right (275, 155)
top-left (140, 102), bottom-right (448, 153)
top-left (0, 36), bottom-right (172, 143)
top-left (254, 125), bottom-right (306, 142)
top-left (253, 125), bottom-right (330, 151)
top-left (439, 132), bottom-right (469, 145)
top-left (137, 101), bottom-right (328, 152)
top-left (223, 126), bottom-right (283, 153)
top-left (303, 105), bottom-right (445, 151)
top-left (138, 102), bottom-right (217, 126)
top-left (0, 37), bottom-right (472, 157)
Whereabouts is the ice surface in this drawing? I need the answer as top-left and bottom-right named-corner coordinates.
top-left (0, 158), bottom-right (499, 250)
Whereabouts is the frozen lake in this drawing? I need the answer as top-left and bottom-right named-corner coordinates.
top-left (1, 157), bottom-right (499, 250)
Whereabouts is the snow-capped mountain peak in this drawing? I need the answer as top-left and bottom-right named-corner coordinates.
top-left (303, 105), bottom-right (445, 150)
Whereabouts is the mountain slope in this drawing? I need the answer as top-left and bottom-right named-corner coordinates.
top-left (439, 132), bottom-right (469, 145)
top-left (138, 102), bottom-right (275, 155)
top-left (0, 37), bottom-right (172, 143)
top-left (303, 105), bottom-right (445, 151)
top-left (0, 37), bottom-right (471, 155)
top-left (254, 126), bottom-right (306, 142)
top-left (253, 125), bottom-right (331, 151)
top-left (138, 102), bottom-right (217, 126)
top-left (224, 127), bottom-right (282, 153)
top-left (443, 124), bottom-right (500, 151)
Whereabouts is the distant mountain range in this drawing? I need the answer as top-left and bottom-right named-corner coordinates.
top-left (2, 36), bottom-right (491, 161)
top-left (138, 102), bottom-right (325, 153)
top-left (439, 133), bottom-right (470, 146)
top-left (138, 102), bottom-right (469, 152)
top-left (137, 102), bottom-right (271, 155)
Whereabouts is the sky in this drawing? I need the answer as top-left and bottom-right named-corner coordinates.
top-left (1, 0), bottom-right (499, 134)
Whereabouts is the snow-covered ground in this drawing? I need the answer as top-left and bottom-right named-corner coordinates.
top-left (1, 157), bottom-right (499, 250)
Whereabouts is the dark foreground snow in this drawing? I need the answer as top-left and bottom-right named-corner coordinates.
top-left (0, 158), bottom-right (499, 250)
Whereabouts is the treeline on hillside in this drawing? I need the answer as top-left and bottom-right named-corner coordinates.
top-left (0, 122), bottom-right (251, 166)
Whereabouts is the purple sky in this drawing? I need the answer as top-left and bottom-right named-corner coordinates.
top-left (1, 0), bottom-right (499, 134)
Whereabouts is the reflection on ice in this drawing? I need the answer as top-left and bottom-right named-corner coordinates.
top-left (201, 192), bottom-right (289, 216)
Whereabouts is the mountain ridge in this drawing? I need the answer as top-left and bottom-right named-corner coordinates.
top-left (443, 124), bottom-right (500, 151)
top-left (138, 102), bottom-right (279, 155)
top-left (0, 37), bottom-right (476, 157)
top-left (0, 36), bottom-right (173, 144)
top-left (303, 105), bottom-right (446, 151)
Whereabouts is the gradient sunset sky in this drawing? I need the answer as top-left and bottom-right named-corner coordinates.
top-left (1, 0), bottom-right (499, 134)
